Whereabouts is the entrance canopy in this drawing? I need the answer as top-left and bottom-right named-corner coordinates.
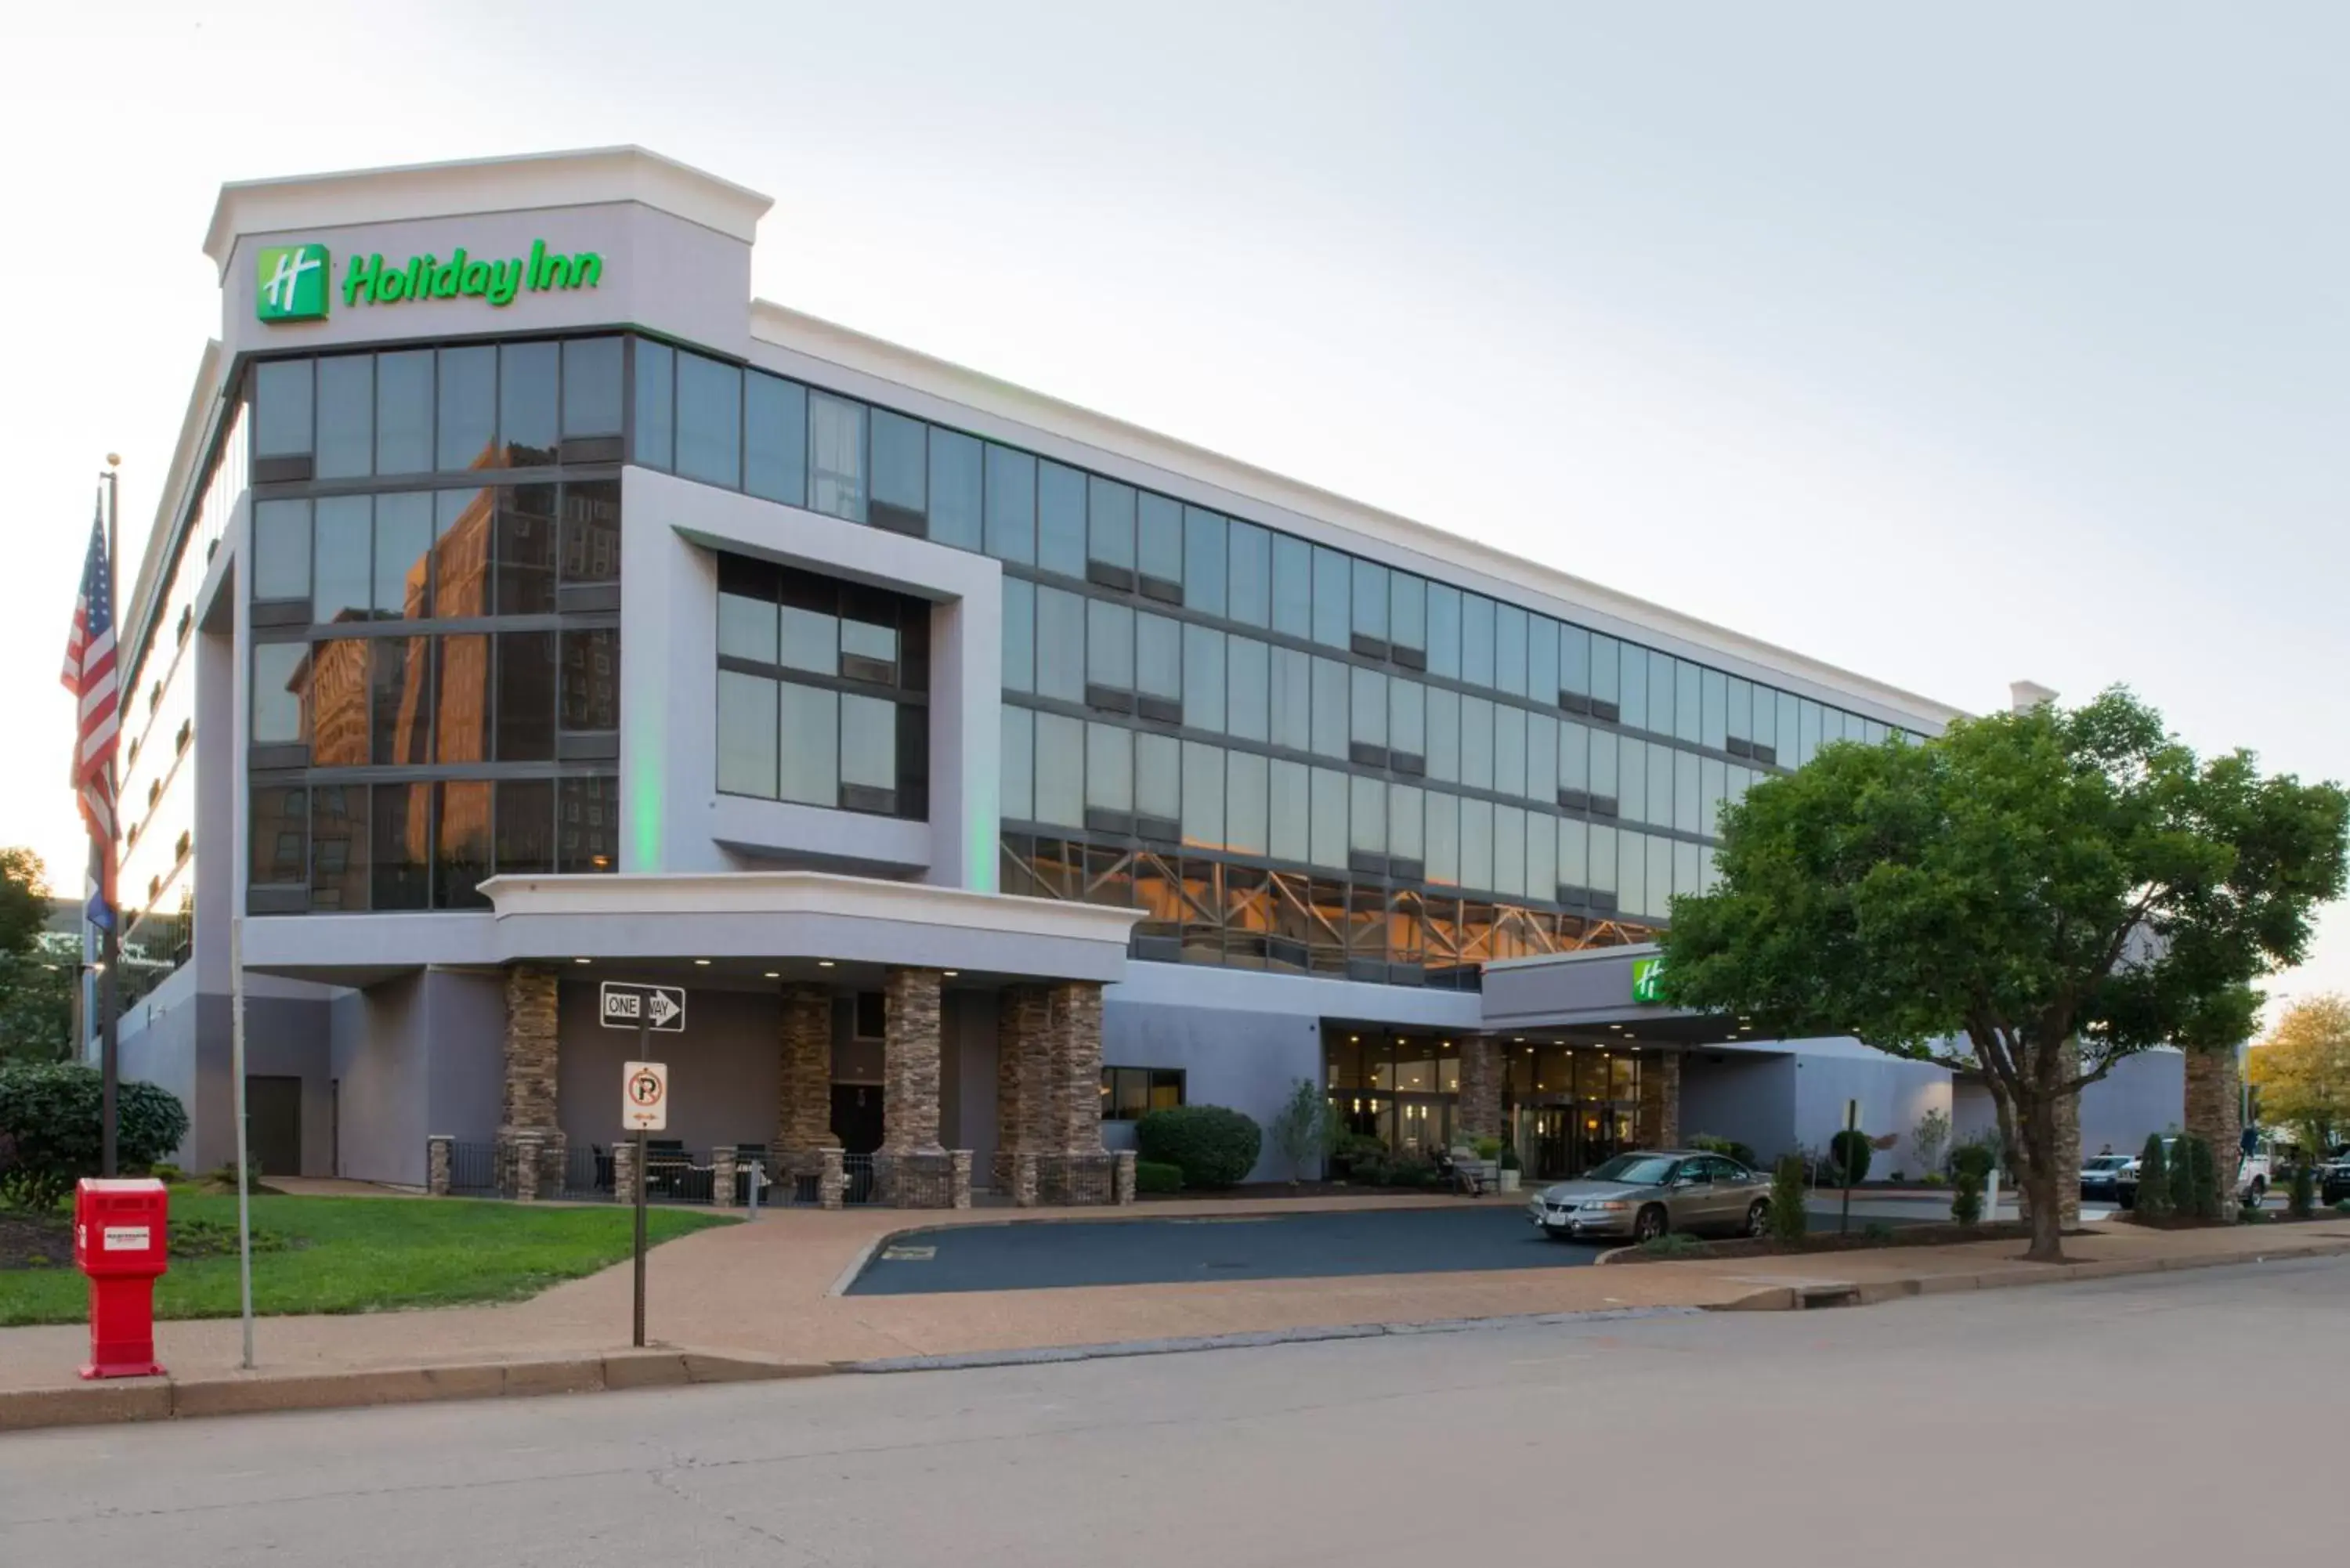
top-left (1478, 945), bottom-right (1766, 1050)
top-left (239, 870), bottom-right (1144, 990)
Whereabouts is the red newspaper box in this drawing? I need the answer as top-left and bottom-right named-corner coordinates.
top-left (73, 1177), bottom-right (169, 1379)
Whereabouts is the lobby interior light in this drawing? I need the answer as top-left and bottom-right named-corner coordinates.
top-left (818, 959), bottom-right (835, 968)
top-left (693, 959), bottom-right (711, 966)
top-left (764, 971), bottom-right (780, 979)
top-left (573, 958), bottom-right (591, 966)
top-left (943, 970), bottom-right (959, 978)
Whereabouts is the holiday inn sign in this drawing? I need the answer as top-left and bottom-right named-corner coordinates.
top-left (256, 239), bottom-right (604, 322)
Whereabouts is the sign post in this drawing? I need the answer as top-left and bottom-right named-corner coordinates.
top-left (1840, 1098), bottom-right (1859, 1236)
top-left (602, 979), bottom-right (682, 1350)
top-left (620, 1053), bottom-right (667, 1349)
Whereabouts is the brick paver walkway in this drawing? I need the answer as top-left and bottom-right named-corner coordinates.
top-left (4, 1196), bottom-right (2343, 1397)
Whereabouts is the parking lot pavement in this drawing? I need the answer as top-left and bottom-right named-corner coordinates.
top-left (848, 1196), bottom-right (2000, 1296)
top-left (849, 1205), bottom-right (1608, 1294)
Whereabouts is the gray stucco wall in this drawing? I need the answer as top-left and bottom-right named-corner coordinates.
top-left (331, 973), bottom-right (430, 1186)
top-left (558, 981), bottom-right (783, 1154)
top-left (116, 965), bottom-right (201, 1169)
top-left (1679, 1052), bottom-right (1797, 1161)
top-left (1790, 1042), bottom-right (1952, 1176)
top-left (1102, 997), bottom-right (1324, 1183)
top-left (1951, 1049), bottom-right (2187, 1167)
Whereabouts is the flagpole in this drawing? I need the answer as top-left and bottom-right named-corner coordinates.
top-left (99, 461), bottom-right (121, 1179)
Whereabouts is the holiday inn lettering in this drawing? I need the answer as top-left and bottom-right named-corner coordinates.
top-left (255, 238), bottom-right (603, 320)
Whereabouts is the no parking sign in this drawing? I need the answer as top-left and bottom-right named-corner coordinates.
top-left (622, 1060), bottom-right (668, 1131)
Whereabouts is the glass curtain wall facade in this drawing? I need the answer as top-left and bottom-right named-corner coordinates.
top-left (634, 335), bottom-right (1902, 981)
top-left (244, 335), bottom-right (624, 913)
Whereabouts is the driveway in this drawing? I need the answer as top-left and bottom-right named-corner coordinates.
top-left (849, 1205), bottom-right (1603, 1295)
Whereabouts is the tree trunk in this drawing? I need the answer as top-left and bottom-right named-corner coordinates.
top-left (2184, 1047), bottom-right (2243, 1222)
top-left (2014, 1088), bottom-right (2066, 1263)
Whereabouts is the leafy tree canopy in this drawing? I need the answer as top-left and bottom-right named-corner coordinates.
top-left (2249, 992), bottom-right (2350, 1154)
top-left (0, 848), bottom-right (49, 960)
top-left (1658, 688), bottom-right (2347, 1258)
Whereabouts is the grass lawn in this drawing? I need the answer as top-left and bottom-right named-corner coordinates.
top-left (0, 1194), bottom-right (736, 1327)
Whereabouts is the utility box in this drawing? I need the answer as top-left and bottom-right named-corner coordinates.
top-left (73, 1177), bottom-right (170, 1379)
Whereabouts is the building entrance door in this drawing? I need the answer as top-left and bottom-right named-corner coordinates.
top-left (831, 1084), bottom-right (883, 1154)
top-left (246, 1075), bottom-right (302, 1179)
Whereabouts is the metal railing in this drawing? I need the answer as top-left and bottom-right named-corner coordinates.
top-left (560, 1143), bottom-right (613, 1202)
top-left (447, 1140), bottom-right (497, 1197)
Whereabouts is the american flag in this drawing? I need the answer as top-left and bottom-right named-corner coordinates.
top-left (61, 502), bottom-right (119, 930)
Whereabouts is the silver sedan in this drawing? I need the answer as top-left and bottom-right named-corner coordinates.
top-left (1526, 1151), bottom-right (1775, 1243)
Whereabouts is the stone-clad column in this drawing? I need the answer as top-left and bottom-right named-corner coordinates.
top-left (775, 985), bottom-right (837, 1156)
top-left (995, 985), bottom-right (1050, 1189)
top-left (1457, 1038), bottom-right (1502, 1142)
top-left (1049, 981), bottom-right (1106, 1154)
top-left (499, 965), bottom-right (565, 1198)
top-left (1635, 1051), bottom-right (1681, 1151)
top-left (2185, 1046), bottom-right (2242, 1222)
top-left (884, 966), bottom-right (944, 1154)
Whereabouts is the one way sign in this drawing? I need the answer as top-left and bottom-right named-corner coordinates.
top-left (599, 981), bottom-right (687, 1033)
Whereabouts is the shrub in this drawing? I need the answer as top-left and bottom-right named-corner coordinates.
top-left (1136, 1105), bottom-right (1262, 1189)
top-left (0, 1062), bottom-right (189, 1210)
top-left (1863, 1221), bottom-right (1896, 1241)
top-left (1922, 1172), bottom-right (1948, 1188)
top-left (1470, 1136), bottom-right (1503, 1162)
top-left (1133, 1160), bottom-right (1184, 1195)
top-left (1951, 1172), bottom-right (1983, 1225)
top-left (2134, 1134), bottom-right (2174, 1221)
top-left (1950, 1140), bottom-right (1997, 1183)
top-left (1499, 1145), bottom-right (1521, 1172)
top-left (1828, 1129), bottom-right (1873, 1185)
top-left (1689, 1133), bottom-right (1759, 1169)
top-left (1638, 1232), bottom-right (1704, 1256)
top-left (2334, 1198), bottom-right (2350, 1217)
top-left (149, 1162), bottom-right (185, 1185)
top-left (1266, 1078), bottom-right (1332, 1181)
top-left (2175, 1136), bottom-right (2221, 1220)
top-left (1372, 1154), bottom-right (1440, 1189)
top-left (1768, 1154), bottom-right (1809, 1243)
top-left (2289, 1160), bottom-right (2316, 1219)
top-left (1911, 1107), bottom-right (1952, 1179)
top-left (1331, 1133), bottom-right (1387, 1179)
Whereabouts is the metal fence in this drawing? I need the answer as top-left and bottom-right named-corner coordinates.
top-left (560, 1143), bottom-right (613, 1202)
top-left (447, 1140), bottom-right (497, 1197)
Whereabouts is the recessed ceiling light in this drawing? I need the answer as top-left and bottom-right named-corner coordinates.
top-left (764, 971), bottom-right (780, 979)
top-left (943, 970), bottom-right (959, 978)
top-left (573, 957), bottom-right (591, 966)
top-left (817, 959), bottom-right (835, 968)
top-left (1350, 1035), bottom-right (1359, 1042)
top-left (693, 959), bottom-right (711, 966)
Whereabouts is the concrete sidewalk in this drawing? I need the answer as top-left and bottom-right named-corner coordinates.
top-left (5, 1194), bottom-right (2345, 1430)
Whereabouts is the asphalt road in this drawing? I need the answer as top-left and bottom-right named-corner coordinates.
top-left (850, 1198), bottom-right (1933, 1295)
top-left (9, 1255), bottom-right (2338, 1565)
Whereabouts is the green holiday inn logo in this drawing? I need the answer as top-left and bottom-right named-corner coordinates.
top-left (1631, 955), bottom-right (1667, 1005)
top-left (255, 244), bottom-right (331, 320)
top-left (255, 238), bottom-right (604, 323)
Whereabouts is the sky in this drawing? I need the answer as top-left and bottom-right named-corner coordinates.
top-left (2, 1), bottom-right (2345, 1019)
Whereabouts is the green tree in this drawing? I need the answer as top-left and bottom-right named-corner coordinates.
top-left (2248, 993), bottom-right (2350, 1154)
top-left (1267, 1078), bottom-right (1335, 1182)
top-left (1658, 688), bottom-right (2348, 1262)
top-left (0, 952), bottom-right (74, 1064)
top-left (0, 849), bottom-right (49, 959)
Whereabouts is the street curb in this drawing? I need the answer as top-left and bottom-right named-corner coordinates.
top-left (841, 1305), bottom-right (1709, 1373)
top-left (1703, 1234), bottom-right (2350, 1313)
top-left (0, 1349), bottom-right (830, 1436)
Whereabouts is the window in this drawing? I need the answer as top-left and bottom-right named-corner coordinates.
top-left (1087, 475), bottom-right (1134, 580)
top-left (562, 337), bottom-right (624, 439)
top-left (869, 410), bottom-right (926, 535)
top-left (251, 642), bottom-right (307, 745)
top-left (1182, 624), bottom-right (1225, 732)
top-left (1311, 546), bottom-right (1350, 649)
top-left (312, 495), bottom-right (371, 623)
top-left (1271, 533), bottom-right (1312, 638)
top-left (1390, 573), bottom-right (1426, 660)
top-left (436, 345), bottom-right (496, 471)
top-left (1001, 706), bottom-right (1035, 821)
top-left (985, 445), bottom-right (1036, 565)
top-left (1037, 461), bottom-right (1086, 576)
top-left (314, 356), bottom-right (373, 479)
top-left (1101, 1066), bottom-right (1185, 1121)
top-left (744, 372), bottom-right (808, 504)
top-left (1227, 636), bottom-right (1270, 742)
top-left (808, 392), bottom-right (866, 522)
top-left (252, 499), bottom-right (310, 602)
top-left (928, 428), bottom-right (982, 551)
top-left (500, 341), bottom-right (559, 467)
top-left (252, 359), bottom-right (313, 461)
top-left (1495, 604), bottom-right (1528, 697)
top-left (1137, 493), bottom-right (1182, 599)
top-left (714, 553), bottom-right (929, 818)
top-left (1035, 587), bottom-right (1086, 703)
top-left (1461, 595), bottom-right (1495, 688)
top-left (1227, 521), bottom-right (1271, 627)
top-left (1002, 577), bottom-right (1035, 693)
top-left (675, 351), bottom-right (741, 486)
top-left (1184, 508), bottom-right (1226, 616)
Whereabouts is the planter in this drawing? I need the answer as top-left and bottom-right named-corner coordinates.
top-left (1499, 1169), bottom-right (1521, 1193)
